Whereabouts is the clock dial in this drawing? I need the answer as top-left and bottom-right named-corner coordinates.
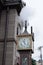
top-left (18, 37), bottom-right (30, 49)
top-left (17, 35), bottom-right (33, 51)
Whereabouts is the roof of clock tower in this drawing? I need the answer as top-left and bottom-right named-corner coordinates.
top-left (22, 20), bottom-right (29, 35)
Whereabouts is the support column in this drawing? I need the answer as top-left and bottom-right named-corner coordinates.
top-left (2, 7), bottom-right (9, 65)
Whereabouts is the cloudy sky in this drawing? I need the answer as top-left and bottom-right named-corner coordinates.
top-left (20, 0), bottom-right (43, 61)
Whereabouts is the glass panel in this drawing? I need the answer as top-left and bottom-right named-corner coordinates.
top-left (22, 57), bottom-right (28, 65)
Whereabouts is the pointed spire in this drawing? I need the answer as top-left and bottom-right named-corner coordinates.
top-left (22, 20), bottom-right (28, 35)
top-left (31, 26), bottom-right (33, 34)
top-left (25, 20), bottom-right (27, 31)
top-left (31, 26), bottom-right (34, 41)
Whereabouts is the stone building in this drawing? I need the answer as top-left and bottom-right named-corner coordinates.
top-left (0, 0), bottom-right (25, 65)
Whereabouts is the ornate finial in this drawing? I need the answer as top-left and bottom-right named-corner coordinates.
top-left (25, 20), bottom-right (27, 31)
top-left (31, 26), bottom-right (33, 34)
top-left (31, 26), bottom-right (34, 41)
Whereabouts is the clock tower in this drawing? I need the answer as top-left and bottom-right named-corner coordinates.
top-left (17, 21), bottom-right (34, 65)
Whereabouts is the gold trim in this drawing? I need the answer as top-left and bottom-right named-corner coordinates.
top-left (17, 34), bottom-right (32, 37)
top-left (17, 48), bottom-right (32, 50)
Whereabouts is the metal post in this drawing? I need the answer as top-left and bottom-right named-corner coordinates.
top-left (40, 47), bottom-right (42, 65)
top-left (38, 47), bottom-right (42, 65)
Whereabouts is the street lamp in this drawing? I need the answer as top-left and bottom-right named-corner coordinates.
top-left (38, 46), bottom-right (43, 65)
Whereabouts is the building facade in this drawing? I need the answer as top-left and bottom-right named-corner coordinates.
top-left (0, 0), bottom-right (25, 65)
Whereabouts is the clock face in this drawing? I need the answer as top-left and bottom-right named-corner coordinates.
top-left (17, 35), bottom-right (33, 51)
top-left (18, 37), bottom-right (30, 49)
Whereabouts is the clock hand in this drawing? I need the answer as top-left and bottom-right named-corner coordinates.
top-left (23, 39), bottom-right (26, 45)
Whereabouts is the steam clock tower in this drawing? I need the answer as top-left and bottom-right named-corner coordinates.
top-left (17, 21), bottom-right (34, 65)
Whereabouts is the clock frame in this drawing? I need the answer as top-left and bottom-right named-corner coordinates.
top-left (17, 34), bottom-right (34, 52)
